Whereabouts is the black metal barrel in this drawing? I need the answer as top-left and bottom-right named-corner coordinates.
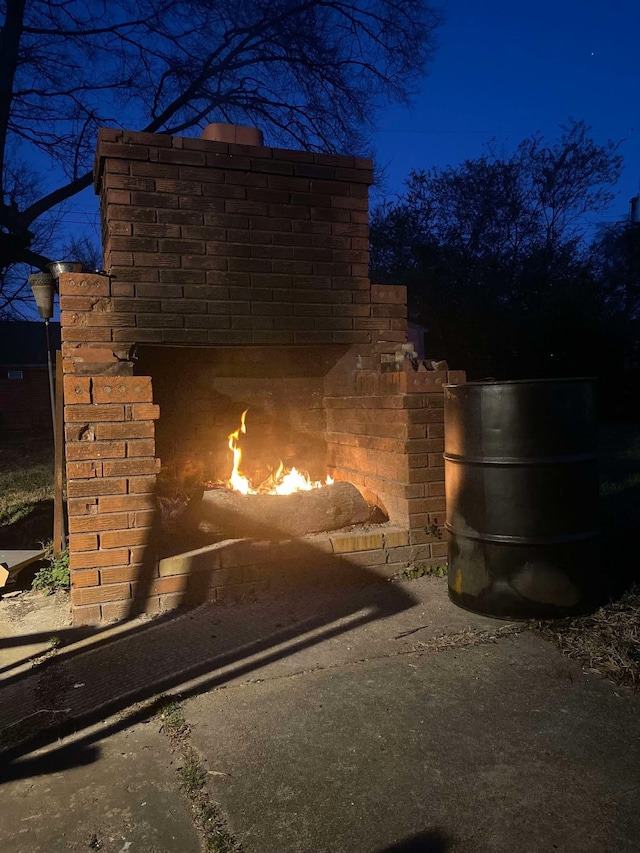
top-left (444, 378), bottom-right (599, 619)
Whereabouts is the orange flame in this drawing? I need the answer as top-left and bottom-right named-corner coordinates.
top-left (226, 409), bottom-right (332, 495)
top-left (227, 409), bottom-right (250, 493)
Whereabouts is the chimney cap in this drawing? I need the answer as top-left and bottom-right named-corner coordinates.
top-left (201, 123), bottom-right (264, 147)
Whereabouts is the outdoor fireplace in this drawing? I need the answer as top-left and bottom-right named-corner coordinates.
top-left (60, 126), bottom-right (464, 624)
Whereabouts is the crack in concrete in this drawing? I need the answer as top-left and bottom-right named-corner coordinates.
top-left (158, 698), bottom-right (242, 853)
top-left (201, 623), bottom-right (523, 695)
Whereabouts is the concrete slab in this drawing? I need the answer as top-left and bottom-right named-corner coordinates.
top-left (0, 719), bottom-right (200, 853)
top-left (0, 578), bottom-right (638, 853)
top-left (0, 579), bottom-right (481, 740)
top-left (186, 632), bottom-right (640, 853)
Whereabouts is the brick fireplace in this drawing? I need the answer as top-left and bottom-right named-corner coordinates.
top-left (60, 127), bottom-right (464, 624)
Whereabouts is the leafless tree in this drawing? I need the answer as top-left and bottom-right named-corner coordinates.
top-left (0, 155), bottom-right (61, 316)
top-left (0, 0), bottom-right (443, 314)
top-left (370, 121), bottom-right (623, 377)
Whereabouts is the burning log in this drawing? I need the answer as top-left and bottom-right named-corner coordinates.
top-left (199, 480), bottom-right (373, 539)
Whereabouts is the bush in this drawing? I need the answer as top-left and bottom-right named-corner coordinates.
top-left (32, 543), bottom-right (70, 595)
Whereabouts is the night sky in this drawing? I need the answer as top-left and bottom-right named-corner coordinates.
top-left (61, 0), bottom-right (640, 243)
top-left (373, 0), bottom-right (640, 225)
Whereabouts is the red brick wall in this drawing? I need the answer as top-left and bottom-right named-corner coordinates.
top-left (91, 128), bottom-right (375, 347)
top-left (63, 362), bottom-right (159, 623)
top-left (324, 283), bottom-right (465, 553)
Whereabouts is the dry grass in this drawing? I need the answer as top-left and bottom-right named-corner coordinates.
top-left (400, 624), bottom-right (521, 649)
top-left (0, 433), bottom-right (54, 528)
top-left (535, 586), bottom-right (640, 690)
top-left (540, 423), bottom-right (640, 690)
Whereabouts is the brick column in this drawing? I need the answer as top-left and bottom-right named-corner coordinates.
top-left (325, 282), bottom-right (466, 566)
top-left (61, 272), bottom-right (160, 624)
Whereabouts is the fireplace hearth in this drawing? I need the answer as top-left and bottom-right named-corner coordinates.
top-left (60, 125), bottom-right (464, 624)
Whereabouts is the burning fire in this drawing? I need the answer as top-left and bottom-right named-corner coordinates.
top-left (227, 409), bottom-right (332, 495)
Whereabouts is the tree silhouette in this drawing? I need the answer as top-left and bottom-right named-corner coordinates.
top-left (0, 0), bottom-right (443, 314)
top-left (370, 121), bottom-right (623, 379)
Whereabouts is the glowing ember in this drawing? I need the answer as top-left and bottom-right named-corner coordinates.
top-left (226, 409), bottom-right (332, 495)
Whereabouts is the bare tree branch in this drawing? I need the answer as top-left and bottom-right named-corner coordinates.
top-left (0, 0), bottom-right (444, 314)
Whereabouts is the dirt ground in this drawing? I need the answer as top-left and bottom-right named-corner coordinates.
top-left (0, 589), bottom-right (72, 669)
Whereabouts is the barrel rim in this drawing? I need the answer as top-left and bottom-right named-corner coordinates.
top-left (444, 524), bottom-right (600, 545)
top-left (444, 376), bottom-right (596, 389)
top-left (443, 452), bottom-right (597, 465)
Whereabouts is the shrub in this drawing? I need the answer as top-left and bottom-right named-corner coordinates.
top-left (32, 543), bottom-right (70, 595)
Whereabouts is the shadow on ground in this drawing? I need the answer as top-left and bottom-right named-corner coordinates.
top-left (0, 499), bottom-right (53, 551)
top-left (0, 549), bottom-right (418, 783)
top-left (377, 829), bottom-right (452, 851)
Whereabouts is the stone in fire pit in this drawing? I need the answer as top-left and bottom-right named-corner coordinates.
top-left (198, 481), bottom-right (373, 539)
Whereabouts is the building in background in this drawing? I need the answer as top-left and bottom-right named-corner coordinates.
top-left (0, 321), bottom-right (60, 433)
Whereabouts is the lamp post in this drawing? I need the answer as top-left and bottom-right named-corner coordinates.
top-left (28, 271), bottom-right (56, 439)
top-left (28, 265), bottom-right (81, 554)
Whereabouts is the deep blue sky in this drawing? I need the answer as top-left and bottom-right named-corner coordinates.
top-left (372, 0), bottom-right (640, 225)
top-left (59, 0), bottom-right (640, 248)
